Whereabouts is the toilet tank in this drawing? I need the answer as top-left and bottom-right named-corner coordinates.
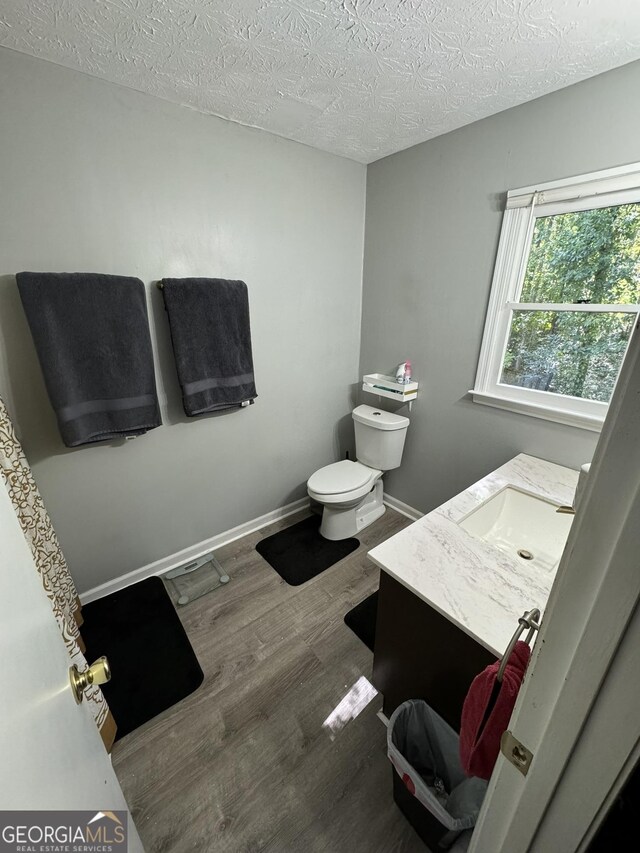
top-left (352, 404), bottom-right (410, 471)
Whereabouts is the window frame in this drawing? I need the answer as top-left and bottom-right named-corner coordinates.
top-left (472, 164), bottom-right (640, 432)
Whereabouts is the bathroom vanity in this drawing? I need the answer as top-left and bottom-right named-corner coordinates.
top-left (368, 453), bottom-right (579, 727)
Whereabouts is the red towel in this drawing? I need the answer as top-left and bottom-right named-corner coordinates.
top-left (459, 640), bottom-right (531, 780)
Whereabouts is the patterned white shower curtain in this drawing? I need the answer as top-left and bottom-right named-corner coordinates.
top-left (0, 396), bottom-right (116, 751)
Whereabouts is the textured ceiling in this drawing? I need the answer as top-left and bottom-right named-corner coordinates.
top-left (2, 1), bottom-right (640, 163)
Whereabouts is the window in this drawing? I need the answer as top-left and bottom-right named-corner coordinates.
top-left (472, 164), bottom-right (640, 431)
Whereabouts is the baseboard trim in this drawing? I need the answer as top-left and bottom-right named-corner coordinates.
top-left (383, 492), bottom-right (423, 521)
top-left (80, 497), bottom-right (310, 604)
top-left (377, 709), bottom-right (390, 727)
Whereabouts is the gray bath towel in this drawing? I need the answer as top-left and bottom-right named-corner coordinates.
top-left (17, 272), bottom-right (161, 446)
top-left (161, 278), bottom-right (257, 416)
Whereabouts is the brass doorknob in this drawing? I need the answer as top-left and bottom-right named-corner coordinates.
top-left (69, 656), bottom-right (111, 704)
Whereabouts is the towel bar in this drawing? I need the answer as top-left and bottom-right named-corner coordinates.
top-left (497, 608), bottom-right (540, 682)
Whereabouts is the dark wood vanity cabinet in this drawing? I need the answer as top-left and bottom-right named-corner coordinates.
top-left (372, 571), bottom-right (496, 730)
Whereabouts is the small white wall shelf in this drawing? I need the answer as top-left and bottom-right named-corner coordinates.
top-left (362, 373), bottom-right (418, 404)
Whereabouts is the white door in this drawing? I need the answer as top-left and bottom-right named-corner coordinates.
top-left (0, 480), bottom-right (143, 850)
top-left (470, 317), bottom-right (640, 852)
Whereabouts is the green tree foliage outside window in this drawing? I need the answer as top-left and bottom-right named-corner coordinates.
top-left (501, 204), bottom-right (640, 402)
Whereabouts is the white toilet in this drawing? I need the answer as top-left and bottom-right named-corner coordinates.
top-left (307, 404), bottom-right (410, 541)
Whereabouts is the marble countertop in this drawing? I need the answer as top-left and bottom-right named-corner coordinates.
top-left (368, 454), bottom-right (579, 657)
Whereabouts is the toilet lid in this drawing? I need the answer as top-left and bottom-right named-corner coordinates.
top-left (308, 460), bottom-right (374, 496)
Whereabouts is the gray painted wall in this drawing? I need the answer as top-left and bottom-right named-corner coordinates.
top-left (360, 61), bottom-right (640, 514)
top-left (0, 48), bottom-right (366, 593)
top-left (3, 46), bottom-right (638, 593)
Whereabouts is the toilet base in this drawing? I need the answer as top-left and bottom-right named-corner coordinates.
top-left (319, 480), bottom-right (386, 541)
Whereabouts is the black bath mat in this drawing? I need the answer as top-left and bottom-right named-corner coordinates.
top-left (344, 591), bottom-right (378, 652)
top-left (256, 514), bottom-right (359, 586)
top-left (81, 577), bottom-right (204, 740)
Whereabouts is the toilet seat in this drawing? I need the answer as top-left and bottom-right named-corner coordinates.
top-left (307, 460), bottom-right (380, 505)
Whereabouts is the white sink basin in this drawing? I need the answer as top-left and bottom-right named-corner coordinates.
top-left (458, 486), bottom-right (573, 572)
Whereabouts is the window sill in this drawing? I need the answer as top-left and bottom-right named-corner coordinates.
top-left (470, 390), bottom-right (604, 433)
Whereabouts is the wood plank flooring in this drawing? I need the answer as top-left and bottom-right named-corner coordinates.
top-left (112, 508), bottom-right (425, 852)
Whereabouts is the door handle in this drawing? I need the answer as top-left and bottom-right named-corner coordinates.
top-left (69, 656), bottom-right (111, 704)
